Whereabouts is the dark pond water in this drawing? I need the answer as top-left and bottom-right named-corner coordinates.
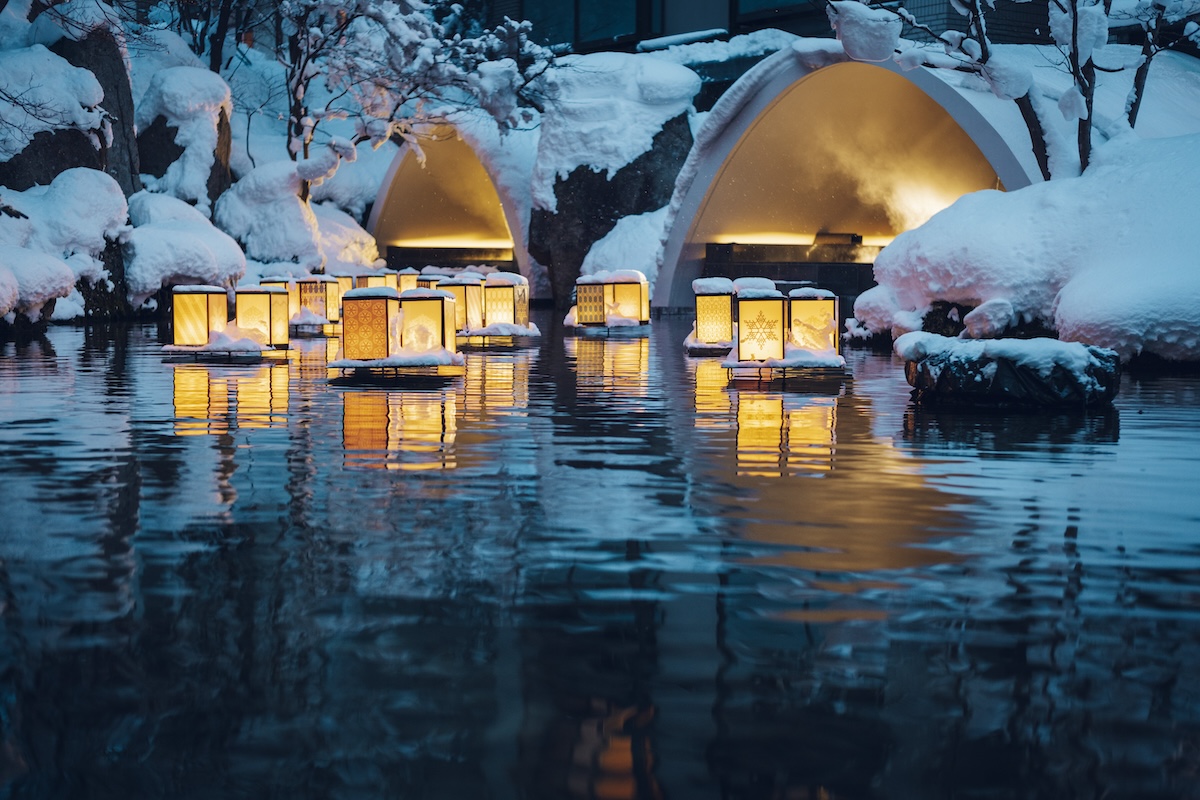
top-left (1, 313), bottom-right (1199, 799)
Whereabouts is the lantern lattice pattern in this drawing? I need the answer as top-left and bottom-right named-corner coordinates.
top-left (694, 294), bottom-right (733, 344)
top-left (341, 293), bottom-right (400, 360)
top-left (299, 277), bottom-right (341, 322)
top-left (485, 282), bottom-right (528, 327)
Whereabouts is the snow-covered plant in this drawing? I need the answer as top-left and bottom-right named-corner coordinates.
top-left (276, 0), bottom-right (550, 198)
top-left (1109, 0), bottom-right (1200, 126)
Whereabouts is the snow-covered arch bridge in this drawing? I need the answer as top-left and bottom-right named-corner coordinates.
top-left (655, 45), bottom-right (1042, 309)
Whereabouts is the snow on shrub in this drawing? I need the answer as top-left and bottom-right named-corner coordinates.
top-left (312, 202), bottom-right (379, 273)
top-left (826, 1), bottom-right (902, 63)
top-left (136, 66), bottom-right (232, 216)
top-left (853, 133), bottom-right (1200, 361)
top-left (0, 245), bottom-right (77, 322)
top-left (0, 45), bottom-right (108, 163)
top-left (214, 160), bottom-right (321, 268)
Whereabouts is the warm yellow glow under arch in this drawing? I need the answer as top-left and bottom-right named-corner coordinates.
top-left (694, 62), bottom-right (1003, 250)
top-left (370, 127), bottom-right (514, 251)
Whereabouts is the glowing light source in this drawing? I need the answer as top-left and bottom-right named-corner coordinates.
top-left (355, 270), bottom-right (398, 292)
top-left (397, 267), bottom-right (420, 293)
top-left (692, 277), bottom-right (734, 345)
top-left (400, 289), bottom-right (457, 353)
top-left (484, 273), bottom-right (529, 327)
top-left (298, 275), bottom-right (342, 322)
top-left (331, 272), bottom-right (356, 299)
top-left (736, 288), bottom-right (786, 362)
top-left (260, 276), bottom-right (300, 320)
top-left (417, 274), bottom-right (445, 290)
top-left (788, 289), bottom-right (840, 353)
top-left (172, 285), bottom-right (228, 346)
top-left (340, 287), bottom-right (401, 360)
top-left (575, 270), bottom-right (651, 326)
top-left (440, 272), bottom-right (485, 332)
top-left (234, 286), bottom-right (290, 346)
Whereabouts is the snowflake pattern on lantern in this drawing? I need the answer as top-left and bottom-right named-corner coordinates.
top-left (742, 310), bottom-right (778, 348)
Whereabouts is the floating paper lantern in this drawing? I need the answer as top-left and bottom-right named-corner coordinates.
top-left (172, 285), bottom-right (228, 346)
top-left (340, 287), bottom-right (400, 360)
top-left (788, 288), bottom-right (840, 353)
top-left (417, 274), bottom-right (445, 290)
top-left (440, 272), bottom-right (485, 331)
top-left (298, 275), bottom-right (342, 322)
top-left (575, 270), bottom-right (650, 325)
top-left (260, 276), bottom-right (300, 320)
top-left (692, 277), bottom-right (734, 345)
top-left (234, 286), bottom-right (290, 346)
top-left (355, 269), bottom-right (398, 292)
top-left (331, 272), bottom-right (356, 300)
top-left (735, 280), bottom-right (786, 362)
top-left (484, 273), bottom-right (529, 327)
top-left (397, 268), bottom-right (420, 294)
top-left (400, 289), bottom-right (457, 353)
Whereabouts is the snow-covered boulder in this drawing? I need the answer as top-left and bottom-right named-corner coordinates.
top-left (853, 133), bottom-right (1200, 362)
top-left (313, 201), bottom-right (380, 273)
top-left (214, 161), bottom-right (322, 269)
top-left (897, 332), bottom-right (1120, 407)
top-left (0, 245), bottom-right (77, 323)
top-left (136, 66), bottom-right (233, 216)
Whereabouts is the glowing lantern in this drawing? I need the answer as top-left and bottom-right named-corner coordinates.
top-left (417, 274), bottom-right (445, 290)
top-left (397, 268), bottom-right (420, 293)
top-left (575, 270), bottom-right (651, 325)
top-left (172, 285), bottom-right (228, 346)
top-left (441, 272), bottom-right (485, 332)
top-left (692, 277), bottom-right (734, 345)
top-left (788, 288), bottom-right (840, 353)
top-left (340, 287), bottom-right (401, 360)
top-left (298, 275), bottom-right (342, 322)
top-left (331, 272), bottom-right (356, 299)
top-left (355, 270), bottom-right (398, 291)
top-left (400, 289), bottom-right (457, 352)
top-left (735, 280), bottom-right (786, 362)
top-left (235, 286), bottom-right (290, 346)
top-left (484, 273), bottom-right (529, 327)
top-left (260, 276), bottom-right (300, 320)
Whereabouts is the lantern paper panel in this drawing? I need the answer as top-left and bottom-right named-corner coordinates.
top-left (607, 282), bottom-right (647, 322)
top-left (341, 295), bottom-right (400, 360)
top-left (398, 269), bottom-right (420, 293)
top-left (299, 278), bottom-right (341, 322)
top-left (417, 275), bottom-right (444, 290)
top-left (444, 281), bottom-right (483, 331)
top-left (333, 273), bottom-right (355, 299)
top-left (576, 284), bottom-right (606, 325)
top-left (736, 297), bottom-right (786, 361)
top-left (261, 279), bottom-right (300, 320)
top-left (484, 283), bottom-right (529, 327)
top-left (235, 288), bottom-right (290, 346)
top-left (694, 294), bottom-right (733, 344)
top-left (173, 288), bottom-right (227, 346)
top-left (400, 296), bottom-right (455, 352)
top-left (789, 296), bottom-right (840, 352)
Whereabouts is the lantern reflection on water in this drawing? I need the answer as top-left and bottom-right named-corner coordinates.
top-left (567, 336), bottom-right (650, 397)
top-left (461, 351), bottom-right (532, 421)
top-left (789, 288), bottom-right (840, 353)
top-left (692, 358), bottom-right (732, 428)
top-left (234, 286), bottom-right (290, 346)
top-left (341, 390), bottom-right (456, 470)
top-left (735, 392), bottom-right (835, 477)
top-left (340, 288), bottom-right (401, 360)
top-left (172, 286), bottom-right (228, 346)
top-left (484, 273), bottom-right (529, 327)
top-left (172, 364), bottom-right (288, 435)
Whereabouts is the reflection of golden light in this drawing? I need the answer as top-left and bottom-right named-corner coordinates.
top-left (737, 393), bottom-right (785, 476)
top-left (236, 365), bottom-right (289, 429)
top-left (692, 358), bottom-right (731, 427)
top-left (298, 276), bottom-right (341, 322)
top-left (341, 292), bottom-right (401, 360)
top-left (342, 390), bottom-right (457, 470)
top-left (173, 366), bottom-right (228, 436)
top-left (568, 337), bottom-right (650, 396)
top-left (735, 393), bottom-right (836, 476)
top-left (260, 277), bottom-right (300, 320)
top-left (234, 287), bottom-right (290, 346)
top-left (562, 700), bottom-right (659, 800)
top-left (787, 399), bottom-right (835, 473)
top-left (461, 352), bottom-right (531, 420)
top-left (172, 365), bottom-right (288, 435)
top-left (695, 293), bottom-right (733, 344)
top-left (736, 297), bottom-right (786, 361)
top-left (172, 287), bottom-right (227, 346)
top-left (372, 125), bottom-right (514, 250)
top-left (399, 295), bottom-right (456, 352)
top-left (789, 295), bottom-right (840, 353)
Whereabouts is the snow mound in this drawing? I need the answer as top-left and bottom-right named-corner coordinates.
top-left (0, 245), bottom-right (76, 321)
top-left (313, 201), bottom-right (379, 272)
top-left (136, 66), bottom-right (232, 216)
top-left (854, 133), bottom-right (1200, 361)
top-left (827, 1), bottom-right (902, 63)
top-left (531, 52), bottom-right (700, 213)
top-left (123, 219), bottom-right (245, 307)
top-left (581, 207), bottom-right (668, 286)
top-left (214, 161), bottom-right (321, 268)
top-left (128, 190), bottom-right (210, 226)
top-left (0, 45), bottom-right (107, 163)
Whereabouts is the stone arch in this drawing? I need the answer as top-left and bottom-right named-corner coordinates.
top-left (655, 55), bottom-right (1040, 309)
top-left (367, 125), bottom-right (531, 279)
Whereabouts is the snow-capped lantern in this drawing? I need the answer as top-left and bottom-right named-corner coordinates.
top-left (484, 273), bottom-right (529, 327)
top-left (260, 276), bottom-right (300, 321)
top-left (417, 274), bottom-right (445, 290)
top-left (172, 286), bottom-right (228, 346)
top-left (331, 272), bottom-right (356, 299)
top-left (397, 268), bottom-right (420, 294)
top-left (340, 287), bottom-right (401, 360)
top-left (356, 269), bottom-right (398, 292)
top-left (788, 288), bottom-right (840, 354)
top-left (298, 275), bottom-right (342, 323)
top-left (693, 277), bottom-right (735, 345)
top-left (440, 272), bottom-right (486, 332)
top-left (400, 289), bottom-right (457, 354)
top-left (575, 270), bottom-right (651, 326)
top-left (234, 286), bottom-right (290, 347)
top-left (735, 279), bottom-right (786, 362)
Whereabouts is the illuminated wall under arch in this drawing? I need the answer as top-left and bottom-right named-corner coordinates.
top-left (655, 58), bottom-right (1040, 309)
top-left (367, 126), bottom-right (527, 276)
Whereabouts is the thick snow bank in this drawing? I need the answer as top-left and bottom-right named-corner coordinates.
top-left (313, 201), bottom-right (380, 272)
top-left (854, 133), bottom-right (1200, 361)
top-left (136, 66), bottom-right (232, 216)
top-left (581, 207), bottom-right (668, 286)
top-left (0, 45), bottom-right (107, 162)
top-left (531, 52), bottom-right (700, 213)
top-left (0, 245), bottom-right (76, 321)
top-left (214, 161), bottom-right (320, 268)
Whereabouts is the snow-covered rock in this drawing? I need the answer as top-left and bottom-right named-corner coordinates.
top-left (214, 161), bottom-right (321, 268)
top-left (0, 45), bottom-right (107, 164)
